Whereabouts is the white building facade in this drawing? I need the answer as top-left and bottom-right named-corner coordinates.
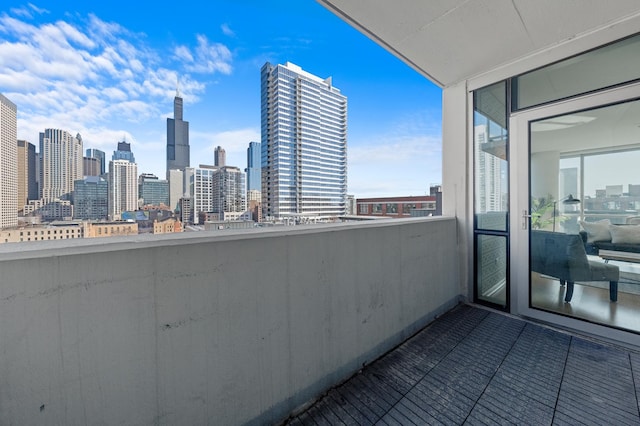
top-left (261, 62), bottom-right (347, 220)
top-left (212, 166), bottom-right (246, 216)
top-left (189, 167), bottom-right (215, 225)
top-left (108, 159), bottom-right (138, 220)
top-left (39, 129), bottom-right (83, 202)
top-left (0, 94), bottom-right (17, 229)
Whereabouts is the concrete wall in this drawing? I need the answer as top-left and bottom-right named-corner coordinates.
top-left (0, 218), bottom-right (460, 425)
top-left (442, 81), bottom-right (472, 300)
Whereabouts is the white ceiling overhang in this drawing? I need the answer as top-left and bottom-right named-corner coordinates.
top-left (317, 0), bottom-right (640, 88)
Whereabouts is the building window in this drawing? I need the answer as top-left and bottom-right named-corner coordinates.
top-left (403, 203), bottom-right (416, 214)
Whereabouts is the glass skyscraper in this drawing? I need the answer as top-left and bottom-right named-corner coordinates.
top-left (73, 176), bottom-right (108, 220)
top-left (260, 62), bottom-right (347, 220)
top-left (86, 148), bottom-right (106, 175)
top-left (138, 174), bottom-right (169, 207)
top-left (245, 141), bottom-right (261, 192)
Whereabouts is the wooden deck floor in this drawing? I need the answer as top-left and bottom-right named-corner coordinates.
top-left (285, 305), bottom-right (640, 425)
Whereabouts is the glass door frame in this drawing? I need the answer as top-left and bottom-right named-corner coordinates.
top-left (509, 81), bottom-right (640, 345)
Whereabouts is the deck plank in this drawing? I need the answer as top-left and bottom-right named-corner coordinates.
top-left (284, 305), bottom-right (640, 425)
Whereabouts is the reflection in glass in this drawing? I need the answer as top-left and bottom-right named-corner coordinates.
top-left (473, 81), bottom-right (509, 309)
top-left (530, 99), bottom-right (640, 333)
top-left (474, 82), bottom-right (508, 231)
top-left (515, 34), bottom-right (640, 110)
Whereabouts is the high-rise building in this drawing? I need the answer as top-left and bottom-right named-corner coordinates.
top-left (73, 176), bottom-right (108, 220)
top-left (112, 141), bottom-right (135, 163)
top-left (168, 169), bottom-right (185, 212)
top-left (108, 159), bottom-right (138, 220)
top-left (166, 90), bottom-right (190, 174)
top-left (214, 146), bottom-right (226, 167)
top-left (189, 167), bottom-right (215, 224)
top-left (0, 94), bottom-right (18, 229)
top-left (474, 124), bottom-right (504, 213)
top-left (139, 173), bottom-right (169, 207)
top-left (39, 129), bottom-right (83, 202)
top-left (213, 166), bottom-right (246, 215)
top-left (246, 141), bottom-right (261, 192)
top-left (17, 139), bottom-right (37, 213)
top-left (83, 157), bottom-right (101, 176)
top-left (86, 148), bottom-right (106, 175)
top-left (261, 62), bottom-right (347, 220)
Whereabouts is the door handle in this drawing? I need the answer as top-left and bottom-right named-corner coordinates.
top-left (522, 210), bottom-right (532, 230)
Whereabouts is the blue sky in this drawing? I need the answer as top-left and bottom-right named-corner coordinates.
top-left (0, 1), bottom-right (442, 197)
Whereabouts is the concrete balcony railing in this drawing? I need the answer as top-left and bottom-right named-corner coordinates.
top-left (0, 217), bottom-right (461, 425)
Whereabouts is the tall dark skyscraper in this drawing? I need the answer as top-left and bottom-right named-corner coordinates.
top-left (112, 141), bottom-right (135, 163)
top-left (166, 90), bottom-right (190, 174)
top-left (214, 146), bottom-right (226, 167)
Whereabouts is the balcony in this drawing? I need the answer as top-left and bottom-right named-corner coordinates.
top-left (286, 304), bottom-right (640, 425)
top-left (0, 217), bottom-right (460, 425)
top-left (3, 216), bottom-right (639, 424)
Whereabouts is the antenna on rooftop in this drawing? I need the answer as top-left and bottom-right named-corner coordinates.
top-left (176, 75), bottom-right (181, 98)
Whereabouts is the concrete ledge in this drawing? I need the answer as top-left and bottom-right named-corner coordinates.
top-left (0, 217), bottom-right (460, 425)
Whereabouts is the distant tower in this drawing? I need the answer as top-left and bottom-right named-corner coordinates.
top-left (0, 93), bottom-right (18, 228)
top-left (190, 167), bottom-right (215, 224)
top-left (214, 146), bottom-right (226, 167)
top-left (166, 86), bottom-right (190, 174)
top-left (138, 173), bottom-right (169, 207)
top-left (39, 128), bottom-right (83, 202)
top-left (108, 159), bottom-right (138, 220)
top-left (245, 141), bottom-right (261, 192)
top-left (17, 139), bottom-right (37, 212)
top-left (73, 176), bottom-right (108, 220)
top-left (213, 166), bottom-right (246, 215)
top-left (112, 141), bottom-right (135, 163)
top-left (86, 148), bottom-right (106, 175)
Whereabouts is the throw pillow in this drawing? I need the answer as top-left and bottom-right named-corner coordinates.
top-left (609, 224), bottom-right (640, 244)
top-left (579, 219), bottom-right (611, 243)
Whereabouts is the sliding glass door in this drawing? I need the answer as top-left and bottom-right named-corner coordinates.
top-left (511, 83), bottom-right (640, 337)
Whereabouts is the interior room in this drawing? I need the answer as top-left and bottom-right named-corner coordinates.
top-left (530, 99), bottom-right (640, 332)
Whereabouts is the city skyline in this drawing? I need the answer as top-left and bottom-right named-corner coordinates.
top-left (0, 1), bottom-right (442, 198)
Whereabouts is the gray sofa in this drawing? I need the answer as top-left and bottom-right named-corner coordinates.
top-left (531, 230), bottom-right (619, 302)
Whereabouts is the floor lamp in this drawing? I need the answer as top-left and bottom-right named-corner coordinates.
top-left (553, 194), bottom-right (581, 232)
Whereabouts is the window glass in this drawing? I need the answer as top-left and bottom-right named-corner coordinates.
top-left (530, 99), bottom-right (640, 332)
top-left (515, 34), bottom-right (640, 110)
top-left (474, 81), bottom-right (508, 231)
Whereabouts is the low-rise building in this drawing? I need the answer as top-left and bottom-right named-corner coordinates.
top-left (84, 221), bottom-right (138, 238)
top-left (356, 195), bottom-right (437, 218)
top-left (0, 223), bottom-right (83, 243)
top-left (153, 217), bottom-right (182, 234)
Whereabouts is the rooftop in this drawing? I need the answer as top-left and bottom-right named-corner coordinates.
top-left (286, 304), bottom-right (640, 425)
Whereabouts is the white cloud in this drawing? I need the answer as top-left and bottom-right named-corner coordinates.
top-left (221, 23), bottom-right (235, 37)
top-left (175, 34), bottom-right (233, 74)
top-left (1, 10), bottom-right (233, 169)
top-left (28, 4), bottom-right (49, 15)
top-left (346, 112), bottom-right (442, 197)
top-left (174, 45), bottom-right (193, 62)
